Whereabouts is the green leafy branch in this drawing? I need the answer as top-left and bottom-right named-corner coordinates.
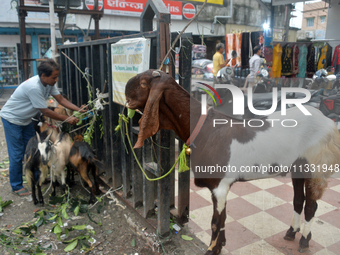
top-left (6, 188), bottom-right (105, 254)
top-left (62, 51), bottom-right (106, 146)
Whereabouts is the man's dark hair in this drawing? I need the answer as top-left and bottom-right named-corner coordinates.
top-left (254, 45), bottom-right (262, 54)
top-left (216, 43), bottom-right (225, 52)
top-left (37, 59), bottom-right (60, 77)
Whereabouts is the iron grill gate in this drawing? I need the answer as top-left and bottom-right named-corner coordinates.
top-left (58, 2), bottom-right (193, 235)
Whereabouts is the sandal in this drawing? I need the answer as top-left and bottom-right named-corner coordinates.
top-left (13, 188), bottom-right (31, 196)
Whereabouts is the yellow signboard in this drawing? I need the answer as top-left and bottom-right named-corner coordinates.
top-left (185, 0), bottom-right (223, 5)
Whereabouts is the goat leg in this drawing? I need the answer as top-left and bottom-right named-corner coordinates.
top-left (31, 178), bottom-right (38, 205)
top-left (66, 163), bottom-right (75, 187)
top-left (51, 181), bottom-right (57, 197)
top-left (79, 163), bottom-right (96, 204)
top-left (37, 184), bottom-right (44, 205)
top-left (91, 164), bottom-right (101, 196)
top-left (60, 169), bottom-right (67, 195)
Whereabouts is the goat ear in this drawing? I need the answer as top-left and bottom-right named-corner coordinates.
top-left (36, 132), bottom-right (41, 143)
top-left (45, 131), bottom-right (53, 142)
top-left (134, 86), bottom-right (164, 149)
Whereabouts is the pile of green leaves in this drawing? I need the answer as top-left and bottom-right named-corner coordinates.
top-left (2, 191), bottom-right (104, 254)
top-left (0, 232), bottom-right (47, 255)
top-left (0, 197), bottom-right (13, 213)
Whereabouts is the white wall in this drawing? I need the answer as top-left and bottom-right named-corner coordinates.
top-left (325, 4), bottom-right (340, 50)
top-left (0, 34), bottom-right (31, 45)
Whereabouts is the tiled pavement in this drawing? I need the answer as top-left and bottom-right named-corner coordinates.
top-left (177, 173), bottom-right (340, 255)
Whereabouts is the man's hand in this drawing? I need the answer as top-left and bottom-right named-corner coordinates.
top-left (79, 105), bottom-right (88, 113)
top-left (67, 116), bottom-right (79, 125)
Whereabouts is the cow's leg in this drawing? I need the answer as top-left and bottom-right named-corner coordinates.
top-left (284, 177), bottom-right (305, 241)
top-left (298, 179), bottom-right (318, 253)
top-left (205, 180), bottom-right (230, 255)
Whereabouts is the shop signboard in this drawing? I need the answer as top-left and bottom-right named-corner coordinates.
top-left (104, 0), bottom-right (183, 20)
top-left (85, 0), bottom-right (103, 10)
top-left (111, 38), bottom-right (150, 105)
top-left (183, 0), bottom-right (223, 5)
top-left (183, 3), bottom-right (196, 19)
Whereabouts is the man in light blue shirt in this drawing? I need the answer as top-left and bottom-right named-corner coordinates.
top-left (0, 59), bottom-right (85, 195)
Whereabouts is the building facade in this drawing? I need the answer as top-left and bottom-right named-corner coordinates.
top-left (300, 1), bottom-right (328, 40)
top-left (0, 0), bottom-right (292, 86)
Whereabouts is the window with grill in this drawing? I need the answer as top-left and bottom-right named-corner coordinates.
top-left (320, 16), bottom-right (326, 24)
top-left (307, 17), bottom-right (314, 27)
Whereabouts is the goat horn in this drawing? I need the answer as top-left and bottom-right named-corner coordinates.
top-left (152, 71), bottom-right (161, 77)
top-left (45, 131), bottom-right (53, 142)
top-left (36, 132), bottom-right (41, 143)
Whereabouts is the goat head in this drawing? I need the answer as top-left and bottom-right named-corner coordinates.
top-left (125, 70), bottom-right (183, 148)
top-left (37, 131), bottom-right (53, 165)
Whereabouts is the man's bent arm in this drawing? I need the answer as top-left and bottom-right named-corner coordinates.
top-left (39, 107), bottom-right (69, 122)
top-left (54, 94), bottom-right (83, 112)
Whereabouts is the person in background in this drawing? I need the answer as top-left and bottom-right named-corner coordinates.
top-left (213, 43), bottom-right (226, 85)
top-left (243, 45), bottom-right (263, 91)
top-left (0, 59), bottom-right (86, 196)
top-left (207, 43), bottom-right (226, 106)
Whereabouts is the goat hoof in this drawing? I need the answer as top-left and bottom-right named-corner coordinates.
top-left (298, 247), bottom-right (309, 253)
top-left (89, 198), bottom-right (96, 204)
top-left (221, 241), bottom-right (226, 246)
top-left (298, 233), bottom-right (311, 253)
top-left (39, 201), bottom-right (44, 206)
top-left (34, 200), bottom-right (38, 205)
top-left (284, 226), bottom-right (299, 241)
top-left (67, 181), bottom-right (75, 187)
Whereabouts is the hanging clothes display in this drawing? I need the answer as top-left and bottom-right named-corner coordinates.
top-left (249, 31), bottom-right (263, 58)
top-left (264, 46), bottom-right (273, 65)
top-left (281, 44), bottom-right (293, 76)
top-left (241, 32), bottom-right (250, 69)
top-left (307, 44), bottom-right (316, 76)
top-left (225, 33), bottom-right (242, 66)
top-left (317, 43), bottom-right (332, 70)
top-left (332, 44), bottom-right (340, 74)
top-left (297, 44), bottom-right (308, 78)
top-left (236, 33), bottom-right (242, 66)
top-left (272, 44), bottom-right (283, 78)
top-left (292, 44), bottom-right (299, 76)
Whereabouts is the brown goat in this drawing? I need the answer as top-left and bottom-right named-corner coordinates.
top-left (125, 70), bottom-right (340, 255)
top-left (69, 141), bottom-right (102, 204)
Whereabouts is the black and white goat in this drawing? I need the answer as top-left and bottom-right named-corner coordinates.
top-left (24, 131), bottom-right (54, 205)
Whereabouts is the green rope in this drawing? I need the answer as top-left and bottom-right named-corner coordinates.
top-left (119, 113), bottom-right (189, 181)
top-left (178, 144), bottom-right (190, 173)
